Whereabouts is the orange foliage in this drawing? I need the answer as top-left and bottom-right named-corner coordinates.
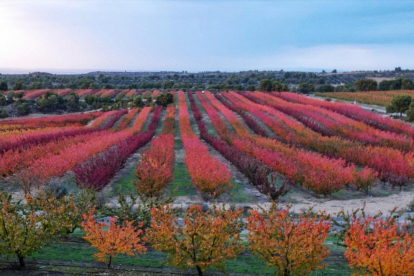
top-left (145, 204), bottom-right (243, 276)
top-left (135, 105), bottom-right (176, 197)
top-left (81, 208), bottom-right (146, 268)
top-left (135, 133), bottom-right (175, 197)
top-left (246, 206), bottom-right (331, 276)
top-left (344, 216), bottom-right (414, 276)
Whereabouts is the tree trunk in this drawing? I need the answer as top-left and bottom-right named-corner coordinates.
top-left (18, 256), bottom-right (25, 268)
top-left (196, 265), bottom-right (203, 276)
top-left (107, 255), bottom-right (112, 269)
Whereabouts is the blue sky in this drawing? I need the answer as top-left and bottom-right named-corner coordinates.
top-left (1, 0), bottom-right (414, 73)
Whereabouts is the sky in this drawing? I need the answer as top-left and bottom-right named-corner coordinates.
top-left (1, 0), bottom-right (414, 73)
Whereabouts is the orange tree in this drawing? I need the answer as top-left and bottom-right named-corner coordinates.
top-left (0, 191), bottom-right (81, 267)
top-left (246, 205), bottom-right (331, 276)
top-left (344, 215), bottom-right (414, 275)
top-left (81, 207), bottom-right (146, 268)
top-left (145, 204), bottom-right (243, 276)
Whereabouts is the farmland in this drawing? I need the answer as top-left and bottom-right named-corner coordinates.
top-left (1, 90), bottom-right (414, 275)
top-left (316, 90), bottom-right (414, 106)
top-left (1, 89), bottom-right (140, 100)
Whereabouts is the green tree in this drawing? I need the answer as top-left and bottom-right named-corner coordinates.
top-left (36, 91), bottom-right (65, 111)
top-left (0, 95), bottom-right (6, 106)
top-left (402, 78), bottom-right (413, 90)
top-left (406, 101), bottom-right (414, 122)
top-left (386, 95), bottom-right (411, 117)
top-left (272, 81), bottom-right (288, 92)
top-left (258, 79), bottom-right (272, 92)
top-left (0, 80), bottom-right (8, 91)
top-left (354, 79), bottom-right (377, 91)
top-left (162, 80), bottom-right (174, 89)
top-left (298, 82), bottom-right (315, 94)
top-left (132, 95), bottom-right (143, 107)
top-left (29, 81), bottom-right (42, 89)
top-left (66, 92), bottom-right (80, 111)
top-left (315, 84), bottom-right (335, 92)
top-left (0, 108), bottom-right (8, 118)
top-left (155, 93), bottom-right (174, 108)
top-left (15, 92), bottom-right (24, 99)
top-left (13, 81), bottom-right (24, 90)
top-left (6, 91), bottom-right (15, 104)
top-left (15, 101), bottom-right (31, 115)
top-left (246, 85), bottom-right (256, 91)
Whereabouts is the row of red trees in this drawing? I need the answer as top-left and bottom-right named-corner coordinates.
top-left (187, 91), bottom-right (290, 200)
top-left (178, 91), bottom-right (232, 198)
top-left (74, 107), bottom-right (162, 191)
top-left (0, 110), bottom-right (124, 154)
top-left (135, 105), bottom-right (176, 197)
top-left (225, 91), bottom-right (414, 190)
top-left (252, 91), bottom-right (413, 151)
top-left (198, 91), bottom-right (375, 195)
top-left (276, 91), bottom-right (414, 138)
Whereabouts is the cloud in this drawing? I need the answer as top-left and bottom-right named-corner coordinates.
top-left (263, 44), bottom-right (414, 71)
top-left (1, 1), bottom-right (414, 72)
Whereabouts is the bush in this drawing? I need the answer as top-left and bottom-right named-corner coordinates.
top-left (155, 92), bottom-right (173, 107)
top-left (15, 101), bottom-right (31, 115)
top-left (0, 95), bottom-right (6, 106)
top-left (0, 108), bottom-right (7, 118)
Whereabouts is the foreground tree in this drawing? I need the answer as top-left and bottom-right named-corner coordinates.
top-left (146, 204), bottom-right (243, 276)
top-left (0, 191), bottom-right (80, 267)
top-left (246, 205), bottom-right (331, 276)
top-left (81, 207), bottom-right (146, 268)
top-left (344, 215), bottom-right (414, 275)
top-left (332, 205), bottom-right (403, 247)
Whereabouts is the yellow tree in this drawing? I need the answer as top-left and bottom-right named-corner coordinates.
top-left (345, 216), bottom-right (414, 276)
top-left (0, 191), bottom-right (80, 267)
top-left (145, 204), bottom-right (243, 276)
top-left (81, 208), bottom-right (146, 268)
top-left (246, 205), bottom-right (331, 276)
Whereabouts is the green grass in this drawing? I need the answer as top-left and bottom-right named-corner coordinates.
top-left (227, 180), bottom-right (251, 203)
top-left (169, 159), bottom-right (197, 197)
top-left (111, 166), bottom-right (137, 196)
top-left (16, 235), bottom-right (352, 275)
top-left (167, 95), bottom-right (198, 197)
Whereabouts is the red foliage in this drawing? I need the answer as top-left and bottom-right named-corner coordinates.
top-left (73, 107), bottom-right (162, 190)
top-left (178, 91), bottom-right (231, 198)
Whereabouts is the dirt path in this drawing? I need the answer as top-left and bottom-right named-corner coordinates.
top-left (310, 94), bottom-right (387, 113)
top-left (286, 189), bottom-right (414, 216)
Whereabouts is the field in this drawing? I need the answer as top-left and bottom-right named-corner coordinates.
top-left (2, 89), bottom-right (145, 99)
top-left (316, 90), bottom-right (414, 106)
top-left (1, 90), bottom-right (414, 275)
